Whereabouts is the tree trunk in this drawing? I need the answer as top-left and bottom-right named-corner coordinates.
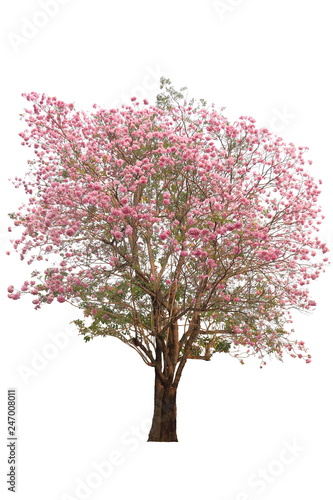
top-left (147, 373), bottom-right (178, 442)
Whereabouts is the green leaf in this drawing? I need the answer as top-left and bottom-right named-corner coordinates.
top-left (214, 340), bottom-right (231, 353)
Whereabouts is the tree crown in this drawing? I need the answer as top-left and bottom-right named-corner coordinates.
top-left (7, 79), bottom-right (329, 367)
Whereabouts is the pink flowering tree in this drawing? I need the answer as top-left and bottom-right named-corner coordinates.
top-left (7, 78), bottom-right (329, 441)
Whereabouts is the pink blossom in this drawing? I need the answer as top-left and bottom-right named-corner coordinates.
top-left (121, 206), bottom-right (132, 215)
top-left (187, 228), bottom-right (201, 238)
top-left (207, 258), bottom-right (217, 268)
top-left (114, 231), bottom-right (123, 240)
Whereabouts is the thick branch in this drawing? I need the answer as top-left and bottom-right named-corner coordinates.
top-left (188, 354), bottom-right (211, 360)
top-left (173, 317), bottom-right (200, 388)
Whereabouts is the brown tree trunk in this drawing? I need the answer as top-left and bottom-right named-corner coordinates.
top-left (147, 373), bottom-right (178, 442)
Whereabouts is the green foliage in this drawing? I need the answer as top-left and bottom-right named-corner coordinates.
top-left (214, 340), bottom-right (232, 353)
top-left (189, 345), bottom-right (202, 357)
top-left (156, 77), bottom-right (207, 111)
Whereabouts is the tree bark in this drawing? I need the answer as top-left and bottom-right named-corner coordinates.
top-left (147, 373), bottom-right (178, 442)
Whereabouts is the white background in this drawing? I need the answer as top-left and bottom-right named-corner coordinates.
top-left (1, 1), bottom-right (332, 499)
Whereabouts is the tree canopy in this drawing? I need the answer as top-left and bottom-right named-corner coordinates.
top-left (8, 79), bottom-right (329, 372)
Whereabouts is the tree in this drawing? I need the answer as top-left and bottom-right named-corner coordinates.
top-left (7, 78), bottom-right (329, 441)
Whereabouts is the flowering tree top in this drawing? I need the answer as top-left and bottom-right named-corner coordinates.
top-left (7, 78), bottom-right (329, 368)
